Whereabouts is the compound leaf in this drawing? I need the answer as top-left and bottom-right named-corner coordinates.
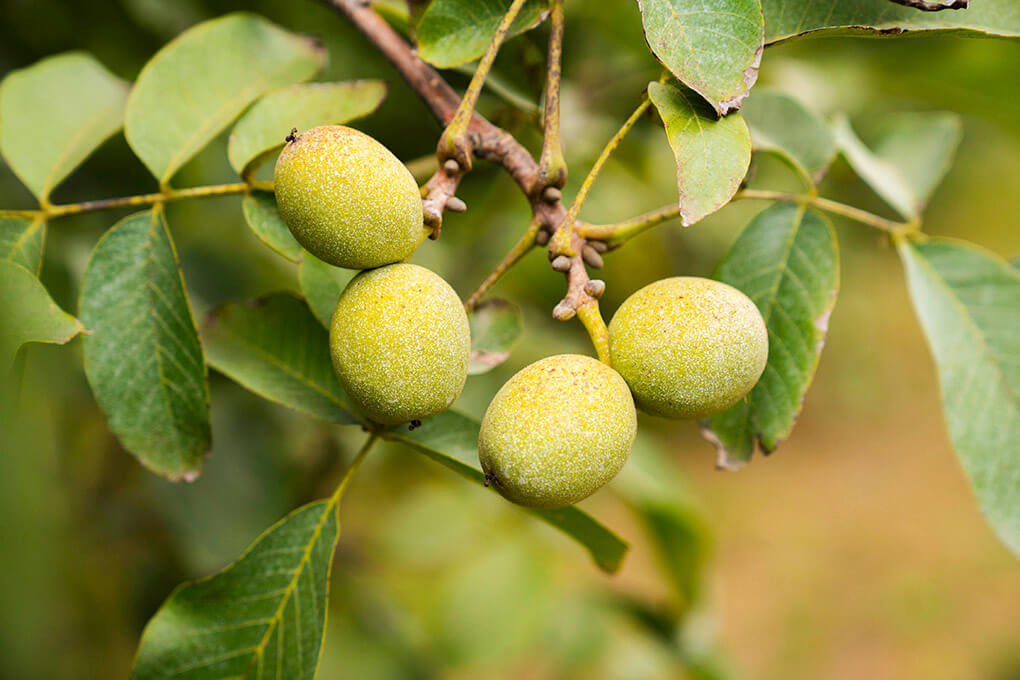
top-left (202, 293), bottom-right (361, 426)
top-left (636, 0), bottom-right (764, 115)
top-left (241, 191), bottom-right (303, 262)
top-left (386, 410), bottom-right (629, 573)
top-left (0, 52), bottom-right (128, 202)
top-left (763, 0), bottom-right (1020, 43)
top-left (899, 237), bottom-right (1020, 555)
top-left (228, 80), bottom-right (387, 177)
top-left (298, 252), bottom-right (357, 328)
top-left (741, 89), bottom-right (836, 185)
top-left (702, 203), bottom-right (839, 468)
top-left (468, 298), bottom-right (523, 375)
top-left (648, 81), bottom-right (751, 226)
top-left (0, 260), bottom-right (82, 371)
top-left (80, 208), bottom-right (210, 481)
top-left (126, 13), bottom-right (324, 185)
top-left (417, 0), bottom-right (550, 68)
top-left (131, 494), bottom-right (344, 680)
top-left (0, 216), bottom-right (46, 274)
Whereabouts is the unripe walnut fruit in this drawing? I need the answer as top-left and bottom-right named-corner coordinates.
top-left (274, 125), bottom-right (424, 269)
top-left (330, 263), bottom-right (470, 425)
top-left (608, 277), bottom-right (768, 419)
top-left (479, 354), bottom-right (637, 509)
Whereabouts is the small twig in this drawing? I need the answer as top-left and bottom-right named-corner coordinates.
top-left (535, 0), bottom-right (566, 196)
top-left (464, 217), bottom-right (541, 312)
top-left (581, 188), bottom-right (911, 246)
top-left (0, 183), bottom-right (254, 221)
top-left (437, 0), bottom-right (529, 170)
top-left (887, 0), bottom-right (968, 10)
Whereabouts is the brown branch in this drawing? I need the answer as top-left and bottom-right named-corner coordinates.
top-left (887, 0), bottom-right (968, 10)
top-left (322, 0), bottom-right (602, 323)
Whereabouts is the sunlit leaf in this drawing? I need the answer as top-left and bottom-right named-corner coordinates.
top-left (763, 0), bottom-right (1020, 43)
top-left (702, 203), bottom-right (839, 468)
top-left (648, 82), bottom-right (751, 226)
top-left (125, 13), bottom-right (325, 185)
top-left (298, 252), bottom-right (356, 328)
top-left (202, 293), bottom-right (361, 425)
top-left (899, 237), bottom-right (1020, 556)
top-left (0, 260), bottom-right (82, 371)
top-left (0, 52), bottom-right (128, 202)
top-left (0, 216), bottom-right (46, 274)
top-left (417, 0), bottom-right (550, 68)
top-left (386, 410), bottom-right (629, 573)
top-left (741, 89), bottom-right (836, 184)
top-left (468, 298), bottom-right (523, 375)
top-left (80, 208), bottom-right (210, 481)
top-left (228, 80), bottom-right (387, 177)
top-left (241, 191), bottom-right (302, 262)
top-left (131, 493), bottom-right (345, 680)
top-left (636, 0), bottom-right (764, 115)
top-left (834, 113), bottom-right (961, 220)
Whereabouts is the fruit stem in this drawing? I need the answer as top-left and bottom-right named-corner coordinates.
top-left (464, 217), bottom-right (542, 312)
top-left (0, 182), bottom-right (257, 221)
top-left (331, 433), bottom-right (379, 503)
top-left (581, 189), bottom-right (912, 245)
top-left (576, 302), bottom-right (611, 364)
top-left (551, 96), bottom-right (651, 256)
top-left (535, 0), bottom-right (567, 195)
top-left (436, 0), bottom-right (530, 170)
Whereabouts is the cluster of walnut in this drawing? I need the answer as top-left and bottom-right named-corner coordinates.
top-left (275, 125), bottom-right (768, 510)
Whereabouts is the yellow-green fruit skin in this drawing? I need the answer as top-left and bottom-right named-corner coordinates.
top-left (330, 263), bottom-right (470, 425)
top-left (608, 277), bottom-right (768, 419)
top-left (479, 354), bottom-right (637, 509)
top-left (274, 125), bottom-right (424, 269)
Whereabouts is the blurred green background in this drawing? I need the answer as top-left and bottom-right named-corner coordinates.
top-left (1, 0), bottom-right (1018, 678)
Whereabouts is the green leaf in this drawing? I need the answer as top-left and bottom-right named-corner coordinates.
top-left (636, 0), bottom-right (764, 115)
top-left (203, 294), bottom-right (361, 425)
top-left (125, 13), bottom-right (325, 185)
top-left (898, 238), bottom-right (1020, 556)
top-left (131, 494), bottom-right (343, 680)
top-left (702, 203), bottom-right (839, 468)
top-left (648, 82), bottom-right (751, 226)
top-left (80, 208), bottom-right (210, 481)
top-left (0, 216), bottom-right (46, 274)
top-left (228, 80), bottom-right (387, 177)
top-left (417, 0), bottom-right (550, 68)
top-left (763, 0), bottom-right (1020, 43)
top-left (834, 113), bottom-right (962, 220)
top-left (385, 410), bottom-right (629, 573)
top-left (241, 191), bottom-right (303, 262)
top-left (0, 52), bottom-right (128, 203)
top-left (0, 260), bottom-right (82, 371)
top-left (741, 89), bottom-right (836, 185)
top-left (298, 252), bottom-right (357, 328)
top-left (468, 298), bottom-right (523, 375)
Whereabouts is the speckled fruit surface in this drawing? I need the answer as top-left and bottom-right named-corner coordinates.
top-left (274, 125), bottom-right (424, 269)
top-left (608, 276), bottom-right (768, 419)
top-left (479, 354), bottom-right (637, 509)
top-left (330, 263), bottom-right (470, 425)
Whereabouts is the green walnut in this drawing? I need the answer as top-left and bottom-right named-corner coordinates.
top-left (274, 124), bottom-right (424, 269)
top-left (479, 354), bottom-right (637, 509)
top-left (330, 263), bottom-right (470, 425)
top-left (608, 276), bottom-right (768, 419)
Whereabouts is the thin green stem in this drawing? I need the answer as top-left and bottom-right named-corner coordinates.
top-left (464, 217), bottom-right (541, 312)
top-left (0, 182), bottom-right (256, 221)
top-left (582, 188), bottom-right (910, 245)
top-left (437, 0), bottom-right (529, 168)
top-left (536, 0), bottom-right (566, 192)
top-left (333, 433), bottom-right (379, 502)
top-left (552, 96), bottom-right (651, 254)
top-left (576, 302), bottom-right (610, 364)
